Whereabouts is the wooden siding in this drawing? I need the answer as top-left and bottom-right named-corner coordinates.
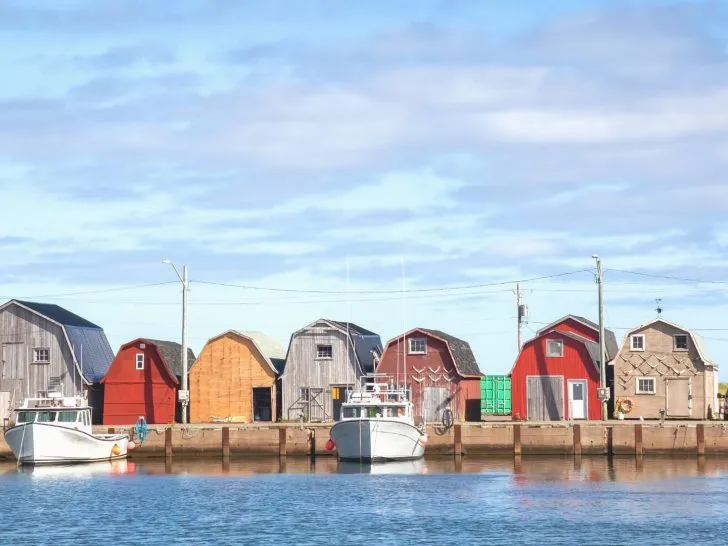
top-left (376, 333), bottom-right (480, 423)
top-left (103, 341), bottom-right (177, 425)
top-left (545, 318), bottom-right (599, 343)
top-left (0, 304), bottom-right (84, 415)
top-left (281, 322), bottom-right (359, 421)
top-left (190, 333), bottom-right (277, 423)
top-left (511, 332), bottom-right (601, 421)
top-left (613, 321), bottom-right (716, 419)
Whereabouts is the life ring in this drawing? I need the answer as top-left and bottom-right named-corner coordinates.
top-left (617, 398), bottom-right (635, 414)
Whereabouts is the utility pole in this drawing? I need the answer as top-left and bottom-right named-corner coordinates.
top-left (163, 260), bottom-right (190, 424)
top-left (593, 255), bottom-right (608, 421)
top-left (516, 283), bottom-right (524, 352)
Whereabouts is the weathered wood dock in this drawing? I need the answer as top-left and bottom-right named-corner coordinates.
top-left (2, 421), bottom-right (728, 461)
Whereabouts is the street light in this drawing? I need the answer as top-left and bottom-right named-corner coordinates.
top-left (163, 259), bottom-right (189, 424)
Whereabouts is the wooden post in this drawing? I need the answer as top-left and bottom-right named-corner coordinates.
top-left (635, 424), bottom-right (643, 457)
top-left (165, 427), bottom-right (172, 459)
top-left (454, 424), bottom-right (462, 457)
top-left (606, 426), bottom-right (613, 457)
top-left (222, 426), bottom-right (230, 459)
top-left (308, 428), bottom-right (316, 460)
top-left (279, 427), bottom-right (287, 457)
top-left (573, 424), bottom-right (582, 456)
top-left (697, 424), bottom-right (705, 456)
top-left (513, 424), bottom-right (522, 457)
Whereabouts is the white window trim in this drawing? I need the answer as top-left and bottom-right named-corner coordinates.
top-left (635, 376), bottom-right (656, 395)
top-left (673, 334), bottom-right (689, 352)
top-left (408, 338), bottom-right (427, 355)
top-left (135, 353), bottom-right (144, 370)
top-left (546, 339), bottom-right (564, 358)
top-left (316, 344), bottom-right (333, 360)
top-left (630, 334), bottom-right (645, 351)
top-left (32, 347), bottom-right (50, 364)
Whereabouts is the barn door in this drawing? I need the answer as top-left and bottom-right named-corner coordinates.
top-left (666, 378), bottom-right (691, 417)
top-left (423, 387), bottom-right (450, 423)
top-left (527, 376), bottom-right (564, 421)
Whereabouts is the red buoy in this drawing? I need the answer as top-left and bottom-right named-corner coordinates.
top-left (325, 439), bottom-right (335, 451)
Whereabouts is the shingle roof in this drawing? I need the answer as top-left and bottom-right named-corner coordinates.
top-left (327, 320), bottom-right (379, 337)
top-left (419, 329), bottom-right (482, 377)
top-left (557, 331), bottom-right (601, 372)
top-left (143, 339), bottom-right (196, 378)
top-left (537, 314), bottom-right (619, 361)
top-left (323, 319), bottom-right (383, 373)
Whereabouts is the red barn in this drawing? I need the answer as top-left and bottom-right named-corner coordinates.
top-left (510, 315), bottom-right (617, 421)
top-left (102, 338), bottom-right (195, 425)
top-left (376, 328), bottom-right (483, 423)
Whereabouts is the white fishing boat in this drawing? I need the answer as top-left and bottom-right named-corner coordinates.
top-left (327, 376), bottom-right (427, 462)
top-left (3, 392), bottom-right (129, 465)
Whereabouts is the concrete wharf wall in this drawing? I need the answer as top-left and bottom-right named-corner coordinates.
top-left (2, 421), bottom-right (728, 461)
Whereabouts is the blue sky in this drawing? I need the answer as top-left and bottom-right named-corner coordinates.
top-left (2, 0), bottom-right (728, 378)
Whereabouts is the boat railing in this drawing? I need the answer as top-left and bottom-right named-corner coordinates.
top-left (18, 394), bottom-right (85, 409)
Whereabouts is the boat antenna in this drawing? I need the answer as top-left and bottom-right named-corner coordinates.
top-left (346, 255), bottom-right (352, 397)
top-left (401, 256), bottom-right (406, 393)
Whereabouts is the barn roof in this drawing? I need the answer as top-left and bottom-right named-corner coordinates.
top-left (323, 319), bottom-right (382, 373)
top-left (142, 339), bottom-right (196, 378)
top-left (236, 331), bottom-right (286, 374)
top-left (5, 299), bottom-right (114, 383)
top-left (557, 331), bottom-right (601, 372)
top-left (536, 314), bottom-right (619, 361)
top-left (418, 329), bottom-right (483, 377)
top-left (327, 320), bottom-right (379, 337)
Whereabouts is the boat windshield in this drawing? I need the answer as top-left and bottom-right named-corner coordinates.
top-left (36, 411), bottom-right (56, 423)
top-left (16, 411), bottom-right (35, 423)
top-left (57, 410), bottom-right (78, 423)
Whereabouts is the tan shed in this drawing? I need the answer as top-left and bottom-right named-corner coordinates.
top-left (190, 330), bottom-right (285, 423)
top-left (611, 318), bottom-right (719, 420)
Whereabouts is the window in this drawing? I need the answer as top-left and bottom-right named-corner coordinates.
top-left (300, 387), bottom-right (311, 401)
top-left (342, 407), bottom-right (358, 418)
top-left (409, 338), bottom-right (427, 354)
top-left (546, 339), bottom-right (563, 357)
top-left (57, 411), bottom-right (78, 423)
top-left (33, 348), bottom-right (50, 363)
top-left (631, 335), bottom-right (645, 351)
top-left (36, 411), bottom-right (56, 423)
top-left (636, 377), bottom-right (656, 394)
top-left (316, 345), bottom-right (333, 359)
top-left (16, 411), bottom-right (34, 423)
top-left (135, 353), bottom-right (144, 370)
top-left (674, 334), bottom-right (688, 351)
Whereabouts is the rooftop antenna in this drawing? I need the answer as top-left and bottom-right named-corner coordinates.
top-left (655, 298), bottom-right (663, 317)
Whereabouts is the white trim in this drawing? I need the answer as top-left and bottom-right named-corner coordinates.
top-left (316, 344), bottom-right (333, 360)
top-left (673, 334), bottom-right (688, 352)
top-left (630, 334), bottom-right (645, 351)
top-left (536, 315), bottom-right (597, 337)
top-left (32, 347), bottom-right (50, 364)
top-left (408, 338), bottom-right (427, 355)
top-left (135, 353), bottom-right (144, 371)
top-left (525, 374), bottom-right (565, 421)
top-left (567, 379), bottom-right (588, 420)
top-left (545, 339), bottom-right (564, 358)
top-left (635, 376), bottom-right (656, 395)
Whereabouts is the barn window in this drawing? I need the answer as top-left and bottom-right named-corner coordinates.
top-left (630, 335), bottom-right (645, 351)
top-left (300, 387), bottom-right (311, 401)
top-left (409, 338), bottom-right (427, 354)
top-left (135, 353), bottom-right (144, 370)
top-left (316, 345), bottom-right (333, 359)
top-left (674, 334), bottom-right (688, 351)
top-left (546, 339), bottom-right (563, 357)
top-left (33, 348), bottom-right (50, 363)
top-left (636, 377), bottom-right (656, 394)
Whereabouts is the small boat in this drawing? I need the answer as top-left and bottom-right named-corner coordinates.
top-left (327, 376), bottom-right (427, 462)
top-left (3, 392), bottom-right (129, 465)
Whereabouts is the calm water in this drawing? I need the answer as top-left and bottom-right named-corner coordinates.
top-left (1, 456), bottom-right (726, 545)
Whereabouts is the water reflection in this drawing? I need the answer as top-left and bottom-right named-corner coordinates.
top-left (1, 455), bottom-right (727, 480)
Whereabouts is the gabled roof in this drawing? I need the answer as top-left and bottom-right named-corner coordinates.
top-left (614, 318), bottom-right (716, 368)
top-left (508, 329), bottom-right (605, 376)
top-left (326, 320), bottom-right (379, 337)
top-left (536, 314), bottom-right (618, 361)
top-left (236, 331), bottom-right (286, 374)
top-left (142, 339), bottom-right (196, 378)
top-left (383, 328), bottom-right (482, 377)
top-left (1, 299), bottom-right (113, 383)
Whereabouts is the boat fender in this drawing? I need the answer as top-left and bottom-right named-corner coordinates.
top-left (128, 441), bottom-right (137, 450)
top-left (111, 444), bottom-right (122, 456)
top-left (418, 435), bottom-right (428, 446)
top-left (325, 439), bottom-right (336, 451)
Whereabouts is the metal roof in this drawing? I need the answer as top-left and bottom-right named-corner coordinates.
top-left (236, 331), bottom-right (287, 374)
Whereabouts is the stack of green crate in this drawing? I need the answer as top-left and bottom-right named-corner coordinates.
top-left (481, 375), bottom-right (512, 416)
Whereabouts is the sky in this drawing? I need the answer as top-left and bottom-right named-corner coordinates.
top-left (2, 0), bottom-right (728, 379)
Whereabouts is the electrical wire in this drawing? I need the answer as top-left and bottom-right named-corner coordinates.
top-left (0, 281), bottom-right (179, 299)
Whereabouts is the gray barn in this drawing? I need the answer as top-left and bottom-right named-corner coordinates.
top-left (280, 319), bottom-right (382, 422)
top-left (0, 300), bottom-right (114, 424)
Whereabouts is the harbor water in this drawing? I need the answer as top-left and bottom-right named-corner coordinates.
top-left (1, 456), bottom-right (726, 545)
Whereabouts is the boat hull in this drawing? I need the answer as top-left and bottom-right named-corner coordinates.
top-left (4, 424), bottom-right (129, 465)
top-left (330, 419), bottom-right (426, 462)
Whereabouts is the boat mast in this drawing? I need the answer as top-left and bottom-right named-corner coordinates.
top-left (401, 257), bottom-right (406, 394)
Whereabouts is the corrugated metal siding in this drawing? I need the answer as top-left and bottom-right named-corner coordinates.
top-left (511, 333), bottom-right (600, 421)
top-left (481, 375), bottom-right (511, 415)
top-left (66, 326), bottom-right (114, 382)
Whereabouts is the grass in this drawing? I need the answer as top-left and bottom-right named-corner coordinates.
top-left (720, 383), bottom-right (728, 394)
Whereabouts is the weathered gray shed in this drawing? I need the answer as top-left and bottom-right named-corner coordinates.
top-left (0, 300), bottom-right (114, 423)
top-left (280, 319), bottom-right (382, 422)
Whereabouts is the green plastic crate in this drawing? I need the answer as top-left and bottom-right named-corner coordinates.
top-left (480, 375), bottom-right (511, 416)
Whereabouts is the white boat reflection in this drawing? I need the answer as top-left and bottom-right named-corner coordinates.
top-left (337, 459), bottom-right (427, 475)
top-left (17, 459), bottom-right (133, 478)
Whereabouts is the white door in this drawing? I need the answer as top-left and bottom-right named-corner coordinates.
top-left (568, 380), bottom-right (587, 420)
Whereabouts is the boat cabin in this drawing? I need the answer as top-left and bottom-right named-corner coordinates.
top-left (338, 376), bottom-right (415, 421)
top-left (14, 394), bottom-right (92, 433)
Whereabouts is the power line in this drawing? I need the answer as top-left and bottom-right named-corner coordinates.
top-left (0, 281), bottom-right (179, 299)
top-left (190, 269), bottom-right (594, 295)
top-left (605, 268), bottom-right (728, 285)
